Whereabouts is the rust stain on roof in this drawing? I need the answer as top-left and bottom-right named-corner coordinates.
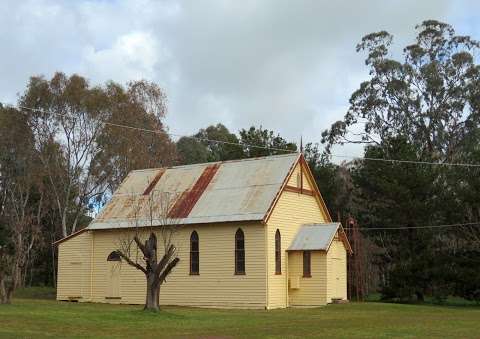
top-left (143, 169), bottom-right (165, 195)
top-left (89, 154), bottom-right (301, 229)
top-left (167, 164), bottom-right (220, 218)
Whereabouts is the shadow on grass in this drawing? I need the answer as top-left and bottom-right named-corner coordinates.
top-left (14, 287), bottom-right (56, 300)
top-left (363, 293), bottom-right (480, 309)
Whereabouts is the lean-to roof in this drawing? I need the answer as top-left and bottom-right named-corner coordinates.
top-left (288, 223), bottom-right (353, 254)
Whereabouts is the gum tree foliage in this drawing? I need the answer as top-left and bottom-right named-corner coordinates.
top-left (239, 126), bottom-right (297, 158)
top-left (0, 106), bottom-right (46, 303)
top-left (322, 20), bottom-right (480, 301)
top-left (177, 124), bottom-right (297, 165)
top-left (177, 124), bottom-right (242, 164)
top-left (20, 73), bottom-right (175, 237)
top-left (323, 20), bottom-right (480, 160)
top-left (0, 74), bottom-right (175, 291)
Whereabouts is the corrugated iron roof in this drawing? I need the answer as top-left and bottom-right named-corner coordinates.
top-left (89, 153), bottom-right (300, 230)
top-left (287, 223), bottom-right (340, 251)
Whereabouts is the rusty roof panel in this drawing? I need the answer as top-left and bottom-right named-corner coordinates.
top-left (116, 169), bottom-right (160, 195)
top-left (89, 153), bottom-right (299, 230)
top-left (168, 164), bottom-right (220, 218)
top-left (143, 169), bottom-right (165, 195)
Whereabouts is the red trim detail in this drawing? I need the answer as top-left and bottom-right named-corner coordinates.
top-left (284, 185), bottom-right (315, 196)
top-left (262, 154), bottom-right (300, 224)
top-left (168, 164), bottom-right (220, 218)
top-left (298, 155), bottom-right (333, 222)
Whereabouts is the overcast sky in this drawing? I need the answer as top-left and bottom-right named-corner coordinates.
top-left (1, 0), bottom-right (479, 156)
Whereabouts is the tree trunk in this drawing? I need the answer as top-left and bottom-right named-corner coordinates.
top-left (0, 277), bottom-right (12, 304)
top-left (0, 278), bottom-right (6, 304)
top-left (416, 291), bottom-right (424, 302)
top-left (144, 274), bottom-right (160, 311)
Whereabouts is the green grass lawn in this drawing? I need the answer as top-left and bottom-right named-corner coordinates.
top-left (1, 290), bottom-right (479, 338)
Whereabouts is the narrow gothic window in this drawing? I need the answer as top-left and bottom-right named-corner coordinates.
top-left (235, 229), bottom-right (245, 274)
top-left (303, 251), bottom-right (311, 277)
top-left (190, 231), bottom-right (199, 275)
top-left (275, 229), bottom-right (281, 274)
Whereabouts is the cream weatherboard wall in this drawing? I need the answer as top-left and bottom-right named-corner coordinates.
top-left (265, 161), bottom-right (329, 309)
top-left (287, 251), bottom-right (328, 306)
top-left (58, 222), bottom-right (267, 308)
top-left (326, 239), bottom-right (348, 301)
top-left (57, 231), bottom-right (92, 301)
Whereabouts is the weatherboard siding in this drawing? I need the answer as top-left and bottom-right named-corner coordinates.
top-left (326, 239), bottom-right (347, 301)
top-left (56, 231), bottom-right (92, 301)
top-left (287, 163), bottom-right (313, 190)
top-left (266, 162), bottom-right (328, 309)
top-left (84, 222), bottom-right (267, 308)
top-left (287, 251), bottom-right (328, 306)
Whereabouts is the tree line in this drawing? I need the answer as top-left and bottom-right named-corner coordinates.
top-left (0, 72), bottom-right (296, 303)
top-left (1, 20), bottom-right (479, 305)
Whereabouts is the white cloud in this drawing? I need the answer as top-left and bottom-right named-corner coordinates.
top-left (82, 31), bottom-right (163, 83)
top-left (1, 0), bottom-right (479, 158)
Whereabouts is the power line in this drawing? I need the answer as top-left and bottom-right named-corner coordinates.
top-left (4, 102), bottom-right (480, 168)
top-left (331, 154), bottom-right (480, 168)
top-left (3, 103), bottom-right (297, 154)
top-left (344, 221), bottom-right (480, 231)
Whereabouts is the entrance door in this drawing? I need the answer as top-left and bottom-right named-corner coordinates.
top-left (331, 257), bottom-right (342, 299)
top-left (64, 261), bottom-right (83, 299)
top-left (106, 251), bottom-right (121, 299)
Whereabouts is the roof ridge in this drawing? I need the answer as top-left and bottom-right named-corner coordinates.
top-left (129, 153), bottom-right (300, 173)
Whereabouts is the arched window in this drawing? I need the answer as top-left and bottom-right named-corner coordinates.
top-left (235, 228), bottom-right (245, 275)
top-left (190, 231), bottom-right (199, 275)
top-left (275, 229), bottom-right (281, 274)
top-left (107, 251), bottom-right (121, 262)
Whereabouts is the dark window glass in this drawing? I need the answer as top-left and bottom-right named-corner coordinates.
top-left (235, 229), bottom-right (245, 274)
top-left (190, 231), bottom-right (199, 275)
top-left (275, 229), bottom-right (281, 274)
top-left (107, 251), bottom-right (121, 262)
top-left (303, 251), bottom-right (311, 277)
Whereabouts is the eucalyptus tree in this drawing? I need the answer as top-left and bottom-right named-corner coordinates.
top-left (323, 20), bottom-right (480, 161)
top-left (20, 73), bottom-right (175, 237)
top-left (239, 126), bottom-right (297, 158)
top-left (0, 105), bottom-right (46, 303)
top-left (322, 20), bottom-right (480, 301)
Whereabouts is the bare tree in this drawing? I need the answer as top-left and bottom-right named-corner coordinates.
top-left (115, 190), bottom-right (181, 311)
